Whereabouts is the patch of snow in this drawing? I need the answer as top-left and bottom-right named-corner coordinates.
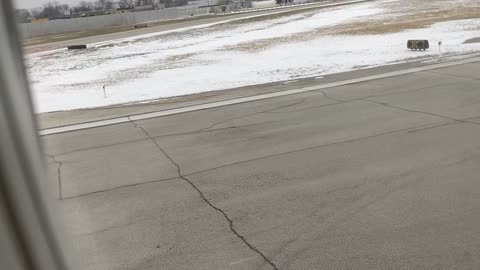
top-left (26, 1), bottom-right (480, 113)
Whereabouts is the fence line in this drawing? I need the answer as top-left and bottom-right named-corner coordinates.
top-left (19, 7), bottom-right (210, 39)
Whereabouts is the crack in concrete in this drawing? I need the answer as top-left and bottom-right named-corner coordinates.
top-left (52, 101), bottom-right (480, 200)
top-left (50, 85), bottom-right (480, 199)
top-left (50, 120), bottom-right (281, 157)
top-left (265, 81), bottom-right (460, 114)
top-left (425, 70), bottom-right (480, 81)
top-left (61, 118), bottom-right (474, 200)
top-left (46, 80), bottom-right (461, 157)
top-left (51, 138), bottom-right (152, 157)
top-left (62, 176), bottom-right (178, 200)
top-left (364, 98), bottom-right (480, 127)
top-left (198, 99), bottom-right (306, 132)
top-left (132, 121), bottom-right (279, 270)
top-left (406, 121), bottom-right (457, 133)
top-left (184, 121), bottom-right (467, 178)
top-left (265, 98), bottom-right (352, 114)
top-left (156, 120), bottom-right (282, 138)
top-left (48, 155), bottom-right (63, 199)
top-left (272, 149), bottom-right (480, 269)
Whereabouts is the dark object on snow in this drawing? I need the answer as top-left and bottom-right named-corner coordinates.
top-left (407, 40), bottom-right (429, 51)
top-left (464, 37), bottom-right (480, 44)
top-left (67, 45), bottom-right (87, 50)
top-left (134, 24), bottom-right (148, 29)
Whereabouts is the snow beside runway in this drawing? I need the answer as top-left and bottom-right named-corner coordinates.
top-left (26, 0), bottom-right (480, 113)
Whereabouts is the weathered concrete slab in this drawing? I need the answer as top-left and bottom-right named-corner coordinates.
top-left (42, 122), bottom-right (146, 156)
top-left (56, 139), bottom-right (179, 198)
top-left (188, 122), bottom-right (480, 269)
top-left (60, 179), bottom-right (264, 270)
top-left (42, 61), bottom-right (480, 270)
top-left (154, 99), bottom-right (445, 175)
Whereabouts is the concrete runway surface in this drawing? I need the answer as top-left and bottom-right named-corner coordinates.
top-left (42, 60), bottom-right (480, 269)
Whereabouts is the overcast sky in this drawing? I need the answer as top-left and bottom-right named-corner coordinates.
top-left (14, 0), bottom-right (84, 9)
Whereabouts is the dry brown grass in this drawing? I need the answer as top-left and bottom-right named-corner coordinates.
top-left (221, 3), bottom-right (480, 53)
top-left (335, 7), bottom-right (480, 35)
top-left (22, 0), bottom-right (357, 48)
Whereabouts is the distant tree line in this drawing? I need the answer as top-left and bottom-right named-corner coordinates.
top-left (15, 0), bottom-right (207, 23)
top-left (15, 0), bottom-right (174, 23)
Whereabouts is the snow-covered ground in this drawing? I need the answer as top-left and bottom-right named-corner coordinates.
top-left (26, 0), bottom-right (480, 113)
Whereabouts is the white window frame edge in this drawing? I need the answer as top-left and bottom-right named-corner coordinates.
top-left (0, 1), bottom-right (73, 269)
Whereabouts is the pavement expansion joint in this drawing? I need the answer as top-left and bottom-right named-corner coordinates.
top-left (363, 98), bottom-right (480, 127)
top-left (198, 98), bottom-right (307, 132)
top-left (49, 155), bottom-right (63, 200)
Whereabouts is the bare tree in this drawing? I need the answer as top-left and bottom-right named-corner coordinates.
top-left (15, 9), bottom-right (32, 23)
top-left (97, 0), bottom-right (114, 10)
top-left (164, 0), bottom-right (188, 8)
top-left (30, 8), bottom-right (42, 19)
top-left (174, 0), bottom-right (189, 7)
top-left (38, 2), bottom-right (68, 19)
top-left (99, 0), bottom-right (107, 8)
top-left (72, 1), bottom-right (95, 13)
top-left (105, 1), bottom-right (114, 10)
top-left (123, 0), bottom-right (136, 6)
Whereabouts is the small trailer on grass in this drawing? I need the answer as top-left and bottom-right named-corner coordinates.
top-left (407, 40), bottom-right (429, 51)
